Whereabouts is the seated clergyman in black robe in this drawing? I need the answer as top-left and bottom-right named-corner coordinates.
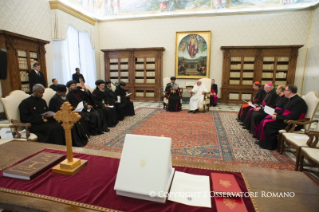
top-left (243, 83), bottom-right (277, 131)
top-left (256, 85), bottom-right (308, 150)
top-left (237, 81), bottom-right (265, 123)
top-left (92, 80), bottom-right (118, 127)
top-left (19, 84), bottom-right (65, 145)
top-left (115, 81), bottom-right (135, 116)
top-left (105, 80), bottom-right (124, 121)
top-left (165, 76), bottom-right (181, 112)
top-left (66, 80), bottom-right (109, 136)
top-left (49, 84), bottom-right (89, 147)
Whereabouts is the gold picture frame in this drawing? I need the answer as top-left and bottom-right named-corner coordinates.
top-left (175, 31), bottom-right (211, 79)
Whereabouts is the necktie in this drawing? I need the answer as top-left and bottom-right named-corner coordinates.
top-left (37, 72), bottom-right (40, 76)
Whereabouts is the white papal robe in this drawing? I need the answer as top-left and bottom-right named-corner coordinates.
top-left (189, 84), bottom-right (208, 111)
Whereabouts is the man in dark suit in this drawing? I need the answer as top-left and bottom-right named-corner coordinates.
top-left (72, 68), bottom-right (85, 83)
top-left (49, 78), bottom-right (58, 91)
top-left (28, 63), bottom-right (47, 92)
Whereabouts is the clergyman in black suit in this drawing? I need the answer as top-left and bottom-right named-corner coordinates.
top-left (29, 63), bottom-right (47, 92)
top-left (72, 67), bottom-right (85, 83)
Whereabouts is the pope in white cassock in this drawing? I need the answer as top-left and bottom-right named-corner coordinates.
top-left (188, 81), bottom-right (208, 113)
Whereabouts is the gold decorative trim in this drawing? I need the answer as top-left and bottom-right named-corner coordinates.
top-left (49, 1), bottom-right (96, 26)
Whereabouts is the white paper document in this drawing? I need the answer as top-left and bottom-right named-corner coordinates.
top-left (108, 105), bottom-right (114, 108)
top-left (117, 96), bottom-right (121, 103)
top-left (293, 136), bottom-right (309, 139)
top-left (168, 171), bottom-right (211, 208)
top-left (264, 106), bottom-right (275, 115)
top-left (75, 101), bottom-right (84, 112)
top-left (248, 102), bottom-right (256, 108)
top-left (173, 84), bottom-right (179, 90)
top-left (126, 93), bottom-right (132, 96)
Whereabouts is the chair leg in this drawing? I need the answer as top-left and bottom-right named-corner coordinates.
top-left (299, 152), bottom-right (304, 172)
top-left (295, 148), bottom-right (301, 171)
top-left (279, 136), bottom-right (284, 154)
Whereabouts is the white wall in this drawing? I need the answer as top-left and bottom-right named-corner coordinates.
top-left (303, 7), bottom-right (319, 95)
top-left (99, 11), bottom-right (312, 97)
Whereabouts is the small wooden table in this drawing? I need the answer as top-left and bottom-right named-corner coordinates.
top-left (0, 140), bottom-right (318, 212)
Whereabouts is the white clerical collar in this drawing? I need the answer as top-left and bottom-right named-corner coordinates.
top-left (289, 94), bottom-right (297, 99)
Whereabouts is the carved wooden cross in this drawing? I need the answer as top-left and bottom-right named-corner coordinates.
top-left (54, 102), bottom-right (81, 163)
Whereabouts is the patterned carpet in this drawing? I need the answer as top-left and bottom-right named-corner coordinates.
top-left (85, 107), bottom-right (295, 170)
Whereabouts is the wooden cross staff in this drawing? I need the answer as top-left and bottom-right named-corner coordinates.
top-left (52, 102), bottom-right (87, 175)
top-left (54, 102), bottom-right (81, 162)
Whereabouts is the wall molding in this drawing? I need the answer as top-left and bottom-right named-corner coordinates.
top-left (49, 1), bottom-right (96, 26)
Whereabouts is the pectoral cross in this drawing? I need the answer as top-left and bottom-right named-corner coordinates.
top-left (171, 89), bottom-right (176, 94)
top-left (52, 102), bottom-right (88, 175)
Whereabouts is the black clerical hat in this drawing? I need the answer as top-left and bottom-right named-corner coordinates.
top-left (95, 80), bottom-right (105, 85)
top-left (105, 80), bottom-right (111, 84)
top-left (120, 81), bottom-right (126, 86)
top-left (66, 80), bottom-right (77, 88)
top-left (56, 84), bottom-right (67, 92)
top-left (170, 76), bottom-right (176, 80)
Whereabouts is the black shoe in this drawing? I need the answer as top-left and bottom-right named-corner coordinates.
top-left (188, 110), bottom-right (193, 113)
top-left (104, 128), bottom-right (110, 132)
top-left (193, 111), bottom-right (196, 113)
top-left (255, 141), bottom-right (259, 145)
top-left (239, 123), bottom-right (244, 126)
top-left (242, 126), bottom-right (247, 129)
top-left (252, 135), bottom-right (257, 138)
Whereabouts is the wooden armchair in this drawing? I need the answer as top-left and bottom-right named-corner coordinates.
top-left (43, 88), bottom-right (56, 106)
top-left (0, 90), bottom-right (37, 141)
top-left (298, 128), bottom-right (319, 175)
top-left (280, 120), bottom-right (319, 171)
top-left (163, 77), bottom-right (183, 110)
top-left (199, 78), bottom-right (211, 112)
top-left (277, 91), bottom-right (319, 151)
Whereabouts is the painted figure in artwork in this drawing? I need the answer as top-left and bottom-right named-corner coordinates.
top-left (187, 35), bottom-right (199, 58)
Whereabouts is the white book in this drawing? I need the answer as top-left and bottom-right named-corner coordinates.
top-left (168, 171), bottom-right (211, 208)
top-left (114, 134), bottom-right (175, 203)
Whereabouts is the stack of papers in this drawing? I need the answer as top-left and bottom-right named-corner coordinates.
top-left (168, 171), bottom-right (211, 208)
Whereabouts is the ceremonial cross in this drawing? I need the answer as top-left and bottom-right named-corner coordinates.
top-left (171, 89), bottom-right (176, 94)
top-left (54, 102), bottom-right (81, 163)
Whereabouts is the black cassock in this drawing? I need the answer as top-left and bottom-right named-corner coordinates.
top-left (49, 94), bottom-right (89, 147)
top-left (66, 90), bottom-right (106, 135)
top-left (252, 94), bottom-right (286, 138)
top-left (115, 87), bottom-right (135, 116)
top-left (92, 88), bottom-right (118, 127)
top-left (237, 87), bottom-right (265, 122)
top-left (19, 96), bottom-right (65, 145)
top-left (165, 83), bottom-right (181, 112)
top-left (105, 88), bottom-right (125, 121)
top-left (244, 89), bottom-right (277, 131)
top-left (258, 95), bottom-right (308, 150)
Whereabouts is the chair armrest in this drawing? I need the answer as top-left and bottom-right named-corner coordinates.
top-left (305, 131), bottom-right (319, 147)
top-left (11, 119), bottom-right (31, 139)
top-left (284, 119), bottom-right (317, 132)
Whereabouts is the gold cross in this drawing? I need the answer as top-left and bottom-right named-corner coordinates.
top-left (171, 89), bottom-right (176, 94)
top-left (54, 102), bottom-right (81, 163)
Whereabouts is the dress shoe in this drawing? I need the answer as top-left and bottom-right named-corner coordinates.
top-left (104, 128), bottom-right (110, 132)
top-left (242, 126), bottom-right (247, 129)
top-left (239, 123), bottom-right (244, 126)
top-left (252, 135), bottom-right (257, 138)
top-left (188, 110), bottom-right (193, 113)
top-left (255, 141), bottom-right (259, 145)
top-left (193, 111), bottom-right (196, 114)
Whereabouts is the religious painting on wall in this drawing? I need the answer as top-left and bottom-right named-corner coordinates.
top-left (213, 0), bottom-right (228, 9)
top-left (229, 0), bottom-right (281, 8)
top-left (283, 0), bottom-right (318, 4)
top-left (175, 31), bottom-right (211, 79)
top-left (120, 0), bottom-right (160, 14)
top-left (175, 0), bottom-right (212, 10)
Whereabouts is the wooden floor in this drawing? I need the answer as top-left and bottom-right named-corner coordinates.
top-left (0, 140), bottom-right (318, 212)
